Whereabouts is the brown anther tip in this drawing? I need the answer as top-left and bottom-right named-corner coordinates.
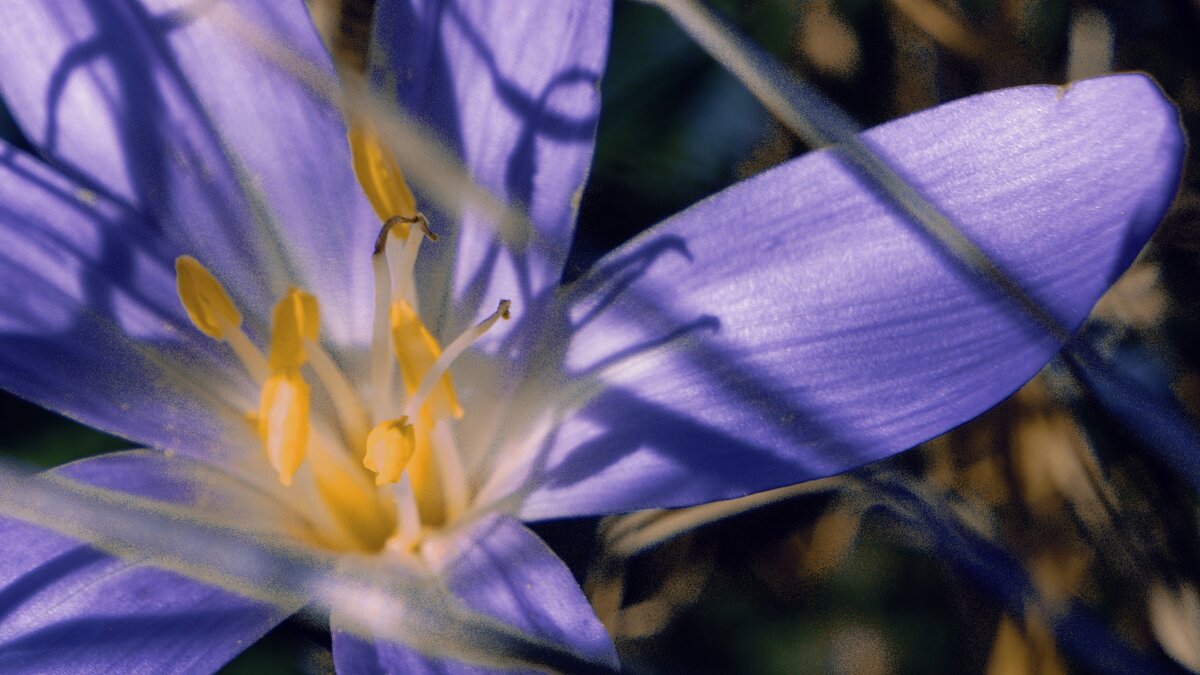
top-left (373, 216), bottom-right (405, 255)
top-left (498, 299), bottom-right (512, 320)
top-left (375, 214), bottom-right (438, 254)
top-left (415, 213), bottom-right (438, 241)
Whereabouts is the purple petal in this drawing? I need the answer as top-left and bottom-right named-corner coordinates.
top-left (0, 453), bottom-right (287, 672)
top-left (514, 74), bottom-right (1183, 519)
top-left (372, 0), bottom-right (611, 336)
top-left (331, 514), bottom-right (617, 673)
top-left (0, 1), bottom-right (378, 346)
top-left (0, 143), bottom-right (259, 461)
top-left (56, 449), bottom-right (317, 535)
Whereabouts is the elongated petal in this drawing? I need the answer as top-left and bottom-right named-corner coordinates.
top-left (0, 0), bottom-right (377, 348)
top-left (0, 452), bottom-right (288, 673)
top-left (0, 143), bottom-right (262, 462)
top-left (511, 74), bottom-right (1183, 519)
top-left (372, 0), bottom-right (611, 336)
top-left (331, 514), bottom-right (617, 673)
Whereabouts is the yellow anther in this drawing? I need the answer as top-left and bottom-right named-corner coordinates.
top-left (268, 288), bottom-right (320, 371)
top-left (175, 256), bottom-right (241, 339)
top-left (363, 417), bottom-right (417, 486)
top-left (349, 119), bottom-right (418, 222)
top-left (258, 369), bottom-right (311, 486)
top-left (390, 300), bottom-right (463, 419)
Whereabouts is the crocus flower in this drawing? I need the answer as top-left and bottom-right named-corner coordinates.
top-left (0, 0), bottom-right (1184, 671)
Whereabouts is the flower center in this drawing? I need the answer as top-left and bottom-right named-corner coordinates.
top-left (172, 120), bottom-right (509, 553)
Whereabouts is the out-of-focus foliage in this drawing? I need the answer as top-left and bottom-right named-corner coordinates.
top-left (3, 0), bottom-right (1199, 672)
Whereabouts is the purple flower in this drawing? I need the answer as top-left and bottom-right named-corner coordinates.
top-left (0, 0), bottom-right (1183, 672)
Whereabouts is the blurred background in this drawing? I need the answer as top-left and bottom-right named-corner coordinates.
top-left (4, 0), bottom-right (1200, 672)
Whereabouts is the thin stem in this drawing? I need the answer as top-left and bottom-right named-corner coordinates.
top-left (392, 473), bottom-right (422, 546)
top-left (305, 340), bottom-right (371, 447)
top-left (222, 323), bottom-right (270, 384)
top-left (389, 214), bottom-right (432, 309)
top-left (370, 252), bottom-right (396, 422)
top-left (405, 300), bottom-right (511, 418)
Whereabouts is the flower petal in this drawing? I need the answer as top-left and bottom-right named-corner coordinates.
top-left (0, 143), bottom-right (261, 461)
top-left (331, 513), bottom-right (617, 673)
top-left (0, 452), bottom-right (288, 673)
top-left (371, 0), bottom-right (611, 336)
top-left (508, 74), bottom-right (1183, 519)
top-left (0, 0), bottom-right (378, 348)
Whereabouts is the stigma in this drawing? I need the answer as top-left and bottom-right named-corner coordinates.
top-left (171, 119), bottom-right (511, 546)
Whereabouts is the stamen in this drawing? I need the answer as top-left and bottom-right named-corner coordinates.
top-left (176, 256), bottom-right (242, 338)
top-left (372, 214), bottom-right (439, 420)
top-left (224, 329), bottom-right (271, 386)
top-left (258, 370), bottom-right (310, 486)
top-left (306, 341), bottom-right (371, 448)
top-left (363, 417), bottom-right (416, 485)
top-left (391, 300), bottom-right (463, 420)
top-left (267, 288), bottom-right (319, 371)
top-left (348, 120), bottom-right (418, 222)
top-left (175, 256), bottom-right (269, 383)
top-left (405, 300), bottom-right (511, 419)
top-left (391, 473), bottom-right (423, 549)
top-left (259, 289), bottom-right (319, 486)
top-left (259, 287), bottom-right (369, 448)
top-left (372, 215), bottom-right (404, 255)
top-left (388, 214), bottom-right (434, 307)
top-left (370, 229), bottom-right (397, 422)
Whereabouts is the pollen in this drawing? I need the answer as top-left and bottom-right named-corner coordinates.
top-left (175, 256), bottom-right (242, 339)
top-left (348, 119), bottom-right (418, 222)
top-left (258, 369), bottom-right (310, 486)
top-left (267, 288), bottom-right (320, 371)
top-left (256, 289), bottom-right (321, 485)
top-left (364, 418), bottom-right (416, 486)
top-left (390, 300), bottom-right (462, 420)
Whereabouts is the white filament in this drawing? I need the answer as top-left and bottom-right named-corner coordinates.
top-left (369, 249), bottom-right (396, 422)
top-left (305, 340), bottom-right (371, 446)
top-left (222, 322), bottom-right (270, 385)
top-left (405, 300), bottom-right (511, 419)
